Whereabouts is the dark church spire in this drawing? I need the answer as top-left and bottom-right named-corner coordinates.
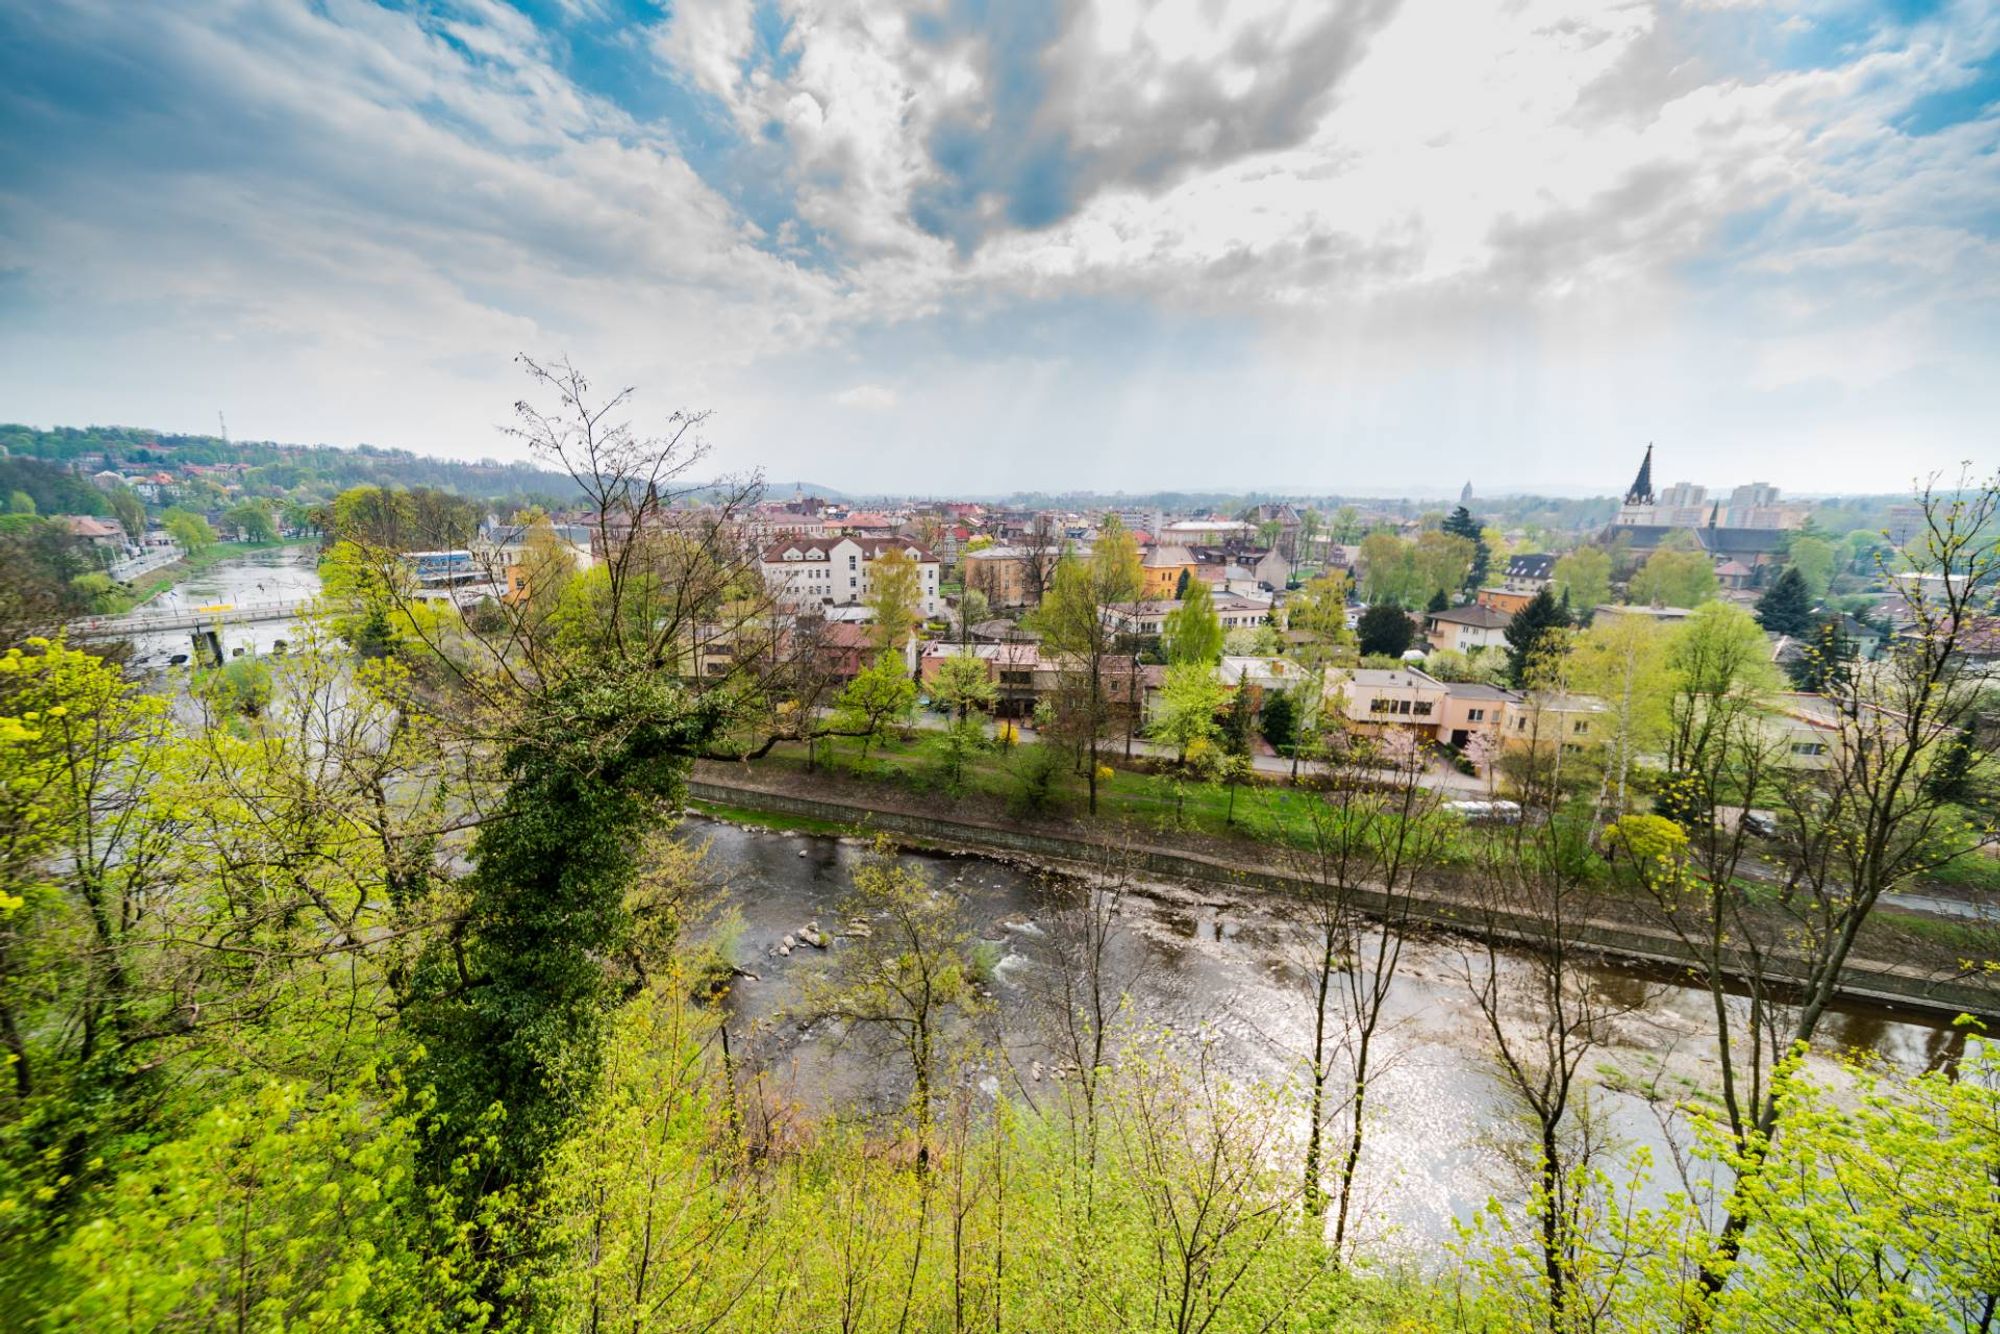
top-left (1624, 443), bottom-right (1655, 506)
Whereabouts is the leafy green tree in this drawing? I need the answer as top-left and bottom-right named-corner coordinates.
top-left (1503, 586), bottom-right (1570, 687)
top-left (1754, 565), bottom-right (1815, 637)
top-left (1568, 613), bottom-right (1671, 815)
top-left (1162, 576), bottom-right (1223, 665)
top-left (1785, 616), bottom-right (1855, 693)
top-left (5, 491), bottom-right (34, 515)
top-left (1629, 546), bottom-right (1718, 607)
top-left (1355, 603), bottom-right (1413, 657)
top-left (929, 651), bottom-right (995, 725)
top-left (104, 485), bottom-right (145, 542)
top-left (1151, 662), bottom-right (1224, 763)
top-left (1358, 532), bottom-right (1416, 606)
top-left (866, 546), bottom-right (922, 653)
top-left (1286, 571), bottom-right (1356, 665)
top-left (161, 507), bottom-right (216, 555)
top-left (224, 499), bottom-right (277, 543)
top-left (834, 651), bottom-right (918, 764)
top-left (1259, 688), bottom-right (1298, 756)
top-left (1785, 534), bottom-right (1838, 599)
top-left (1551, 546), bottom-right (1611, 611)
top-left (1412, 530), bottom-right (1475, 605)
top-left (1033, 515), bottom-right (1141, 814)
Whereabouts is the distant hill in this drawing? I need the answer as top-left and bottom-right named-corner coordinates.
top-left (1, 423), bottom-right (588, 509)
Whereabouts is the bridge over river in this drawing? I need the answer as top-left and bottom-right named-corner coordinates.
top-left (71, 598), bottom-right (317, 639)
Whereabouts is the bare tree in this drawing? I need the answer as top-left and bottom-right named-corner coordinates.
top-left (1019, 513), bottom-right (1068, 608)
top-left (1458, 813), bottom-right (1653, 1334)
top-left (1282, 728), bottom-right (1449, 1258)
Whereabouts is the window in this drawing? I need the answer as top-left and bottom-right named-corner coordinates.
top-left (849, 555), bottom-right (857, 569)
top-left (1412, 702), bottom-right (1433, 716)
top-left (1790, 740), bottom-right (1827, 757)
top-left (1467, 707), bottom-right (1485, 722)
top-left (1572, 720), bottom-right (1590, 735)
top-left (1369, 698), bottom-right (1394, 714)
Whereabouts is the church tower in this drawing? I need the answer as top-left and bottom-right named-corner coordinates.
top-left (1615, 444), bottom-right (1656, 525)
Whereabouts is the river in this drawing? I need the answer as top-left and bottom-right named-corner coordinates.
top-left (689, 816), bottom-right (1963, 1253)
top-left (125, 545), bottom-right (323, 666)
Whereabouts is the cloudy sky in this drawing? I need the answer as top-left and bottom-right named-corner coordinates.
top-left (1, 0), bottom-right (1994, 496)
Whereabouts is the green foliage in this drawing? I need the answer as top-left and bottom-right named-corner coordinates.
top-left (1504, 585), bottom-right (1571, 687)
top-left (833, 651), bottom-right (918, 764)
top-left (929, 651), bottom-right (996, 723)
top-left (161, 507), bottom-right (217, 555)
top-left (406, 666), bottom-right (723, 1193)
top-left (1629, 546), bottom-right (1718, 608)
top-left (1163, 576), bottom-right (1224, 665)
top-left (1754, 566), bottom-right (1814, 637)
top-left (224, 498), bottom-right (277, 543)
top-left (1152, 662), bottom-right (1226, 762)
top-left (1260, 688), bottom-right (1298, 755)
top-left (866, 546), bottom-right (922, 653)
top-left (1443, 504), bottom-right (1489, 589)
top-left (1552, 546), bottom-right (1612, 611)
top-left (1785, 533), bottom-right (1838, 599)
top-left (1356, 603), bottom-right (1413, 657)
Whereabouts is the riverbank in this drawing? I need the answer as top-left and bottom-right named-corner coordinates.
top-left (689, 760), bottom-right (2000, 1022)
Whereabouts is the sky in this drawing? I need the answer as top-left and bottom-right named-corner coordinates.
top-left (1, 0), bottom-right (1995, 497)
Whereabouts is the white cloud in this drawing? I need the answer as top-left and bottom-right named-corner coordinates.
top-left (833, 383), bottom-right (899, 410)
top-left (0, 0), bottom-right (1993, 491)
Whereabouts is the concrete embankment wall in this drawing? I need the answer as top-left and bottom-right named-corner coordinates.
top-left (688, 773), bottom-right (1997, 1023)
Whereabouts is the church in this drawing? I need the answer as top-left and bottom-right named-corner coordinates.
top-left (1602, 445), bottom-right (1798, 584)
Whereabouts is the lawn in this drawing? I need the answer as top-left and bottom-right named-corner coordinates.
top-left (750, 729), bottom-right (1484, 864)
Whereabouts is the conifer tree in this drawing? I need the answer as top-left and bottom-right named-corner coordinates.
top-left (1504, 585), bottom-right (1570, 686)
top-left (1755, 565), bottom-right (1815, 637)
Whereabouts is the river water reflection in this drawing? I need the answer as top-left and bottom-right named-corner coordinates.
top-left (692, 817), bottom-right (1963, 1251)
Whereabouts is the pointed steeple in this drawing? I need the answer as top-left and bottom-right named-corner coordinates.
top-left (1624, 443), bottom-right (1655, 507)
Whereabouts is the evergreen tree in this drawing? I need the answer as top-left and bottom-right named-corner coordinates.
top-left (1786, 616), bottom-right (1855, 694)
top-left (1173, 567), bottom-right (1192, 599)
top-left (1504, 585), bottom-right (1570, 686)
top-left (1442, 505), bottom-right (1489, 589)
top-left (1756, 566), bottom-right (1816, 638)
top-left (1356, 603), bottom-right (1414, 657)
top-left (1426, 587), bottom-right (1450, 613)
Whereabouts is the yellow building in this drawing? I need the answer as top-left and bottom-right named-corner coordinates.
top-left (1141, 544), bottom-right (1198, 598)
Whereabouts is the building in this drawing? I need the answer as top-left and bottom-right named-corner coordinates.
top-left (1476, 587), bottom-right (1536, 616)
top-left (1105, 595), bottom-right (1270, 638)
top-left (1424, 604), bottom-right (1513, 654)
top-left (1435, 681), bottom-right (1521, 750)
top-left (1612, 445), bottom-right (1806, 536)
top-left (1592, 603), bottom-right (1696, 624)
top-left (962, 546), bottom-right (1038, 608)
top-left (1140, 544), bottom-right (1198, 598)
top-left (1323, 665), bottom-right (1450, 734)
top-left (1503, 553), bottom-right (1556, 592)
top-left (760, 536), bottom-right (943, 617)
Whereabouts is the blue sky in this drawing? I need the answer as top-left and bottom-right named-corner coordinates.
top-left (1, 0), bottom-right (1995, 495)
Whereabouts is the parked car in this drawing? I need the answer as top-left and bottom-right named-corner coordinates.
top-left (1445, 799), bottom-right (1522, 825)
top-left (1741, 810), bottom-right (1780, 839)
